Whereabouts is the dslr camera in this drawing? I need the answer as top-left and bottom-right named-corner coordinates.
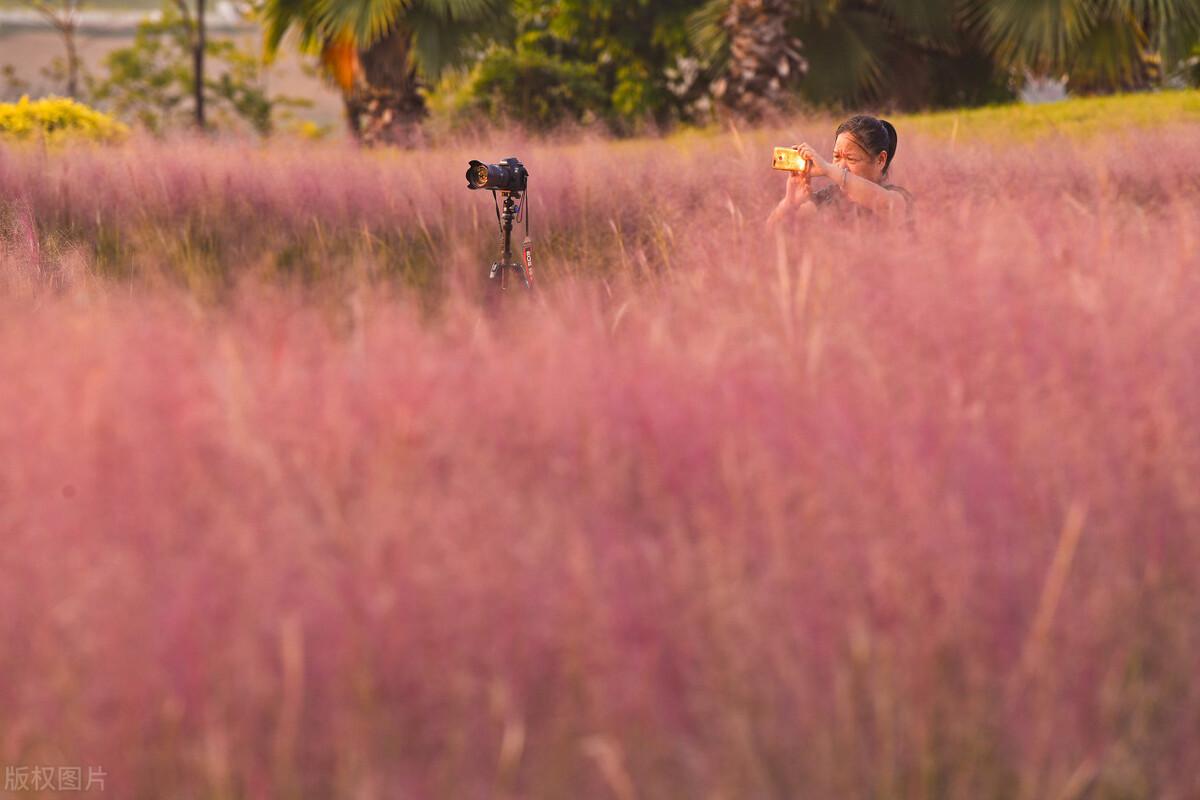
top-left (466, 157), bottom-right (529, 193)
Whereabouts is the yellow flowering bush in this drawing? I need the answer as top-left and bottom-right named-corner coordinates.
top-left (0, 96), bottom-right (128, 144)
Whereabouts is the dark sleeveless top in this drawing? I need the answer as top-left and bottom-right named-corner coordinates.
top-left (813, 183), bottom-right (914, 219)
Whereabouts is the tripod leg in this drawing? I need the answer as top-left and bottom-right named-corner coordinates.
top-left (514, 264), bottom-right (531, 290)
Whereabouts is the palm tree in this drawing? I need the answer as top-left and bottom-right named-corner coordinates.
top-left (968, 0), bottom-right (1200, 93)
top-left (693, 0), bottom-right (806, 119)
top-left (692, 0), bottom-right (1200, 112)
top-left (692, 0), bottom-right (1012, 112)
top-left (260, 0), bottom-right (503, 144)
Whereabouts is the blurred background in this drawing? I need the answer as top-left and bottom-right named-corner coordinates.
top-left (2, 0), bottom-right (1199, 143)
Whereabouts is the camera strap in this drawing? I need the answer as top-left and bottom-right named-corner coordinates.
top-left (520, 188), bottom-right (533, 286)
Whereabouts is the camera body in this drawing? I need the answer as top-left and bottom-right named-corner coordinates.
top-left (466, 157), bottom-right (529, 193)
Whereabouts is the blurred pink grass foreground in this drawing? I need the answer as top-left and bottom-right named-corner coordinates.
top-left (1, 123), bottom-right (1199, 798)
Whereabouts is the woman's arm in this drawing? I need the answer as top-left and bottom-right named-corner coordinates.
top-left (795, 143), bottom-right (907, 219)
top-left (838, 169), bottom-right (907, 217)
top-left (766, 196), bottom-right (816, 231)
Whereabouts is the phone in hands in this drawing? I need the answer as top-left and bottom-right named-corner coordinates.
top-left (772, 146), bottom-right (810, 174)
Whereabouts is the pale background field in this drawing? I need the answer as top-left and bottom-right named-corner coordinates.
top-left (0, 16), bottom-right (346, 125)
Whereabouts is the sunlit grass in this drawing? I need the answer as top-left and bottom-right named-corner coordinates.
top-left (896, 88), bottom-right (1200, 141)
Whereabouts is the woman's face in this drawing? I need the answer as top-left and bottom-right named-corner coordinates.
top-left (832, 133), bottom-right (887, 183)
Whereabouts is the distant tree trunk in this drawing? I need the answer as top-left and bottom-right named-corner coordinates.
top-left (173, 0), bottom-right (206, 128)
top-left (194, 0), bottom-right (205, 128)
top-left (62, 18), bottom-right (79, 97)
top-left (713, 0), bottom-right (805, 120)
top-left (23, 0), bottom-right (81, 97)
top-left (343, 25), bottom-right (425, 146)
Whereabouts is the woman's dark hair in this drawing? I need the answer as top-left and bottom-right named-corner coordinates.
top-left (835, 115), bottom-right (898, 177)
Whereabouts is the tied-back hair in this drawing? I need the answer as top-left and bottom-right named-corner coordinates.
top-left (835, 115), bottom-right (898, 177)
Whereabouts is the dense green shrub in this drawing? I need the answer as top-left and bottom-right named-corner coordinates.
top-left (430, 38), bottom-right (609, 129)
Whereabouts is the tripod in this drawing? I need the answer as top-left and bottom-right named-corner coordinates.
top-left (487, 191), bottom-right (532, 291)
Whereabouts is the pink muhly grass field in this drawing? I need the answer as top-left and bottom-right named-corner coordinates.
top-left (1, 121), bottom-right (1199, 798)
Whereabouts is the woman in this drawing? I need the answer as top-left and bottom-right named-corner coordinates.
top-left (766, 115), bottom-right (912, 230)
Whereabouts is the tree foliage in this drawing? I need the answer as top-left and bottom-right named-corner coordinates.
top-left (254, 0), bottom-right (1200, 137)
top-left (436, 0), bottom-right (713, 130)
top-left (437, 0), bottom-right (1200, 132)
top-left (968, 0), bottom-right (1200, 92)
top-left (431, 37), bottom-right (608, 129)
top-left (89, 3), bottom-right (307, 135)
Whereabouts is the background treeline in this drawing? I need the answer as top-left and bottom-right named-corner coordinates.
top-left (4, 0), bottom-right (1200, 141)
top-left (264, 0), bottom-right (1200, 142)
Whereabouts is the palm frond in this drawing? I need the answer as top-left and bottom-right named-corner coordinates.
top-left (1065, 7), bottom-right (1151, 89)
top-left (321, 36), bottom-right (359, 90)
top-left (411, 0), bottom-right (500, 21)
top-left (1124, 0), bottom-right (1200, 27)
top-left (261, 0), bottom-right (504, 73)
top-left (1123, 0), bottom-right (1200, 67)
top-left (307, 0), bottom-right (403, 49)
top-left (967, 0), bottom-right (1099, 72)
top-left (407, 1), bottom-right (503, 78)
top-left (795, 9), bottom-right (890, 102)
top-left (686, 0), bottom-right (729, 64)
top-left (261, 0), bottom-right (321, 56)
top-left (876, 0), bottom-right (958, 43)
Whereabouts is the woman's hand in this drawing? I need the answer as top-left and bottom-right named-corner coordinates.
top-left (795, 143), bottom-right (833, 178)
top-left (767, 158), bottom-right (814, 231)
top-left (783, 167), bottom-right (811, 207)
top-left (767, 145), bottom-right (821, 231)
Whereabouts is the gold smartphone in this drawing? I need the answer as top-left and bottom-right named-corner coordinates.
top-left (772, 146), bottom-right (810, 173)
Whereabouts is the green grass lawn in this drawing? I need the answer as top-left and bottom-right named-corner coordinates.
top-left (895, 88), bottom-right (1200, 140)
top-left (663, 88), bottom-right (1200, 157)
